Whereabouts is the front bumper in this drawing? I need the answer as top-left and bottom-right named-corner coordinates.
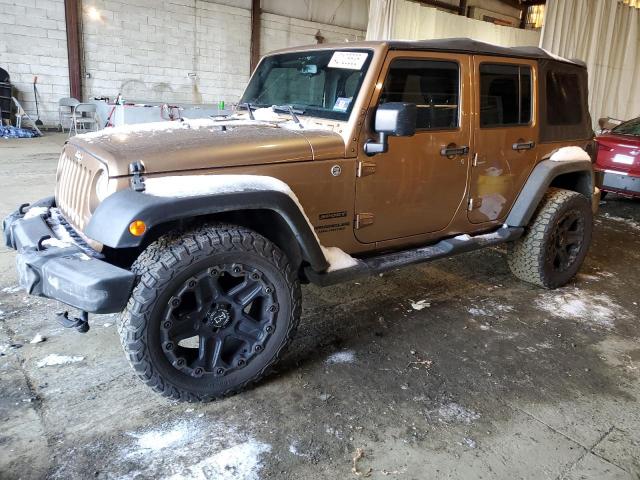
top-left (3, 198), bottom-right (135, 314)
top-left (595, 169), bottom-right (640, 197)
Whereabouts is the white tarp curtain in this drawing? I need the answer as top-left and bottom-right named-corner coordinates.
top-left (366, 0), bottom-right (540, 46)
top-left (540, 0), bottom-right (640, 124)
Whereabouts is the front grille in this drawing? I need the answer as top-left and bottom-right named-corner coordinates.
top-left (55, 146), bottom-right (97, 231)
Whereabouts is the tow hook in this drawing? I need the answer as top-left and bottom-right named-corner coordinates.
top-left (56, 311), bottom-right (90, 333)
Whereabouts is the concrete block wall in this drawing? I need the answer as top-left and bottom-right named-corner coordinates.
top-left (82, 0), bottom-right (252, 110)
top-left (0, 0), bottom-right (366, 128)
top-left (82, 1), bottom-right (365, 110)
top-left (0, 0), bottom-right (70, 127)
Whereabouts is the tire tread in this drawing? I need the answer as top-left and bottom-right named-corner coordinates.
top-left (117, 224), bottom-right (301, 402)
top-left (507, 187), bottom-right (591, 288)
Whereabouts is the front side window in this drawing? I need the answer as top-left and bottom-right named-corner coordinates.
top-left (480, 64), bottom-right (532, 127)
top-left (546, 71), bottom-right (582, 125)
top-left (378, 59), bottom-right (460, 130)
top-left (239, 49), bottom-right (373, 121)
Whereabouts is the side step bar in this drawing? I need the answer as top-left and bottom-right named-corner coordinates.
top-left (306, 226), bottom-right (524, 287)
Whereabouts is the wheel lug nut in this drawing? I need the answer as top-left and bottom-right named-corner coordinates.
top-left (163, 321), bottom-right (172, 329)
top-left (188, 280), bottom-right (196, 288)
top-left (238, 359), bottom-right (246, 366)
top-left (268, 305), bottom-right (278, 313)
top-left (171, 298), bottom-right (180, 307)
top-left (193, 367), bottom-right (204, 377)
top-left (254, 345), bottom-right (262, 352)
top-left (216, 368), bottom-right (225, 375)
top-left (165, 342), bottom-right (174, 351)
top-left (210, 268), bottom-right (219, 276)
top-left (264, 287), bottom-right (272, 294)
top-left (233, 266), bottom-right (241, 273)
top-left (176, 358), bottom-right (185, 367)
top-left (265, 326), bottom-right (273, 333)
top-left (251, 273), bottom-right (259, 280)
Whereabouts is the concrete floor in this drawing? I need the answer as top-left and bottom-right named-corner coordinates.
top-left (0, 134), bottom-right (639, 480)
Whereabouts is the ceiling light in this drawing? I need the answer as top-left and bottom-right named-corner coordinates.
top-left (87, 6), bottom-right (101, 21)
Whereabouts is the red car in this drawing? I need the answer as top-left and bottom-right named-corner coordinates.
top-left (594, 116), bottom-right (640, 198)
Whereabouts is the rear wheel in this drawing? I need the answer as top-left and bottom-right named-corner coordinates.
top-left (118, 224), bottom-right (301, 402)
top-left (507, 188), bottom-right (592, 288)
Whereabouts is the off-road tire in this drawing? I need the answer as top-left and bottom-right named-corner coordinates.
top-left (507, 188), bottom-right (593, 289)
top-left (118, 224), bottom-right (301, 402)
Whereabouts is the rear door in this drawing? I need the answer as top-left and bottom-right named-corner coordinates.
top-left (468, 57), bottom-right (538, 224)
top-left (354, 51), bottom-right (472, 243)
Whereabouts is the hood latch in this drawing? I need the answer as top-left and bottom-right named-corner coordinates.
top-left (129, 161), bottom-right (146, 192)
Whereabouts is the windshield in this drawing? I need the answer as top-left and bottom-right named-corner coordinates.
top-left (611, 117), bottom-right (640, 136)
top-left (239, 49), bottom-right (373, 121)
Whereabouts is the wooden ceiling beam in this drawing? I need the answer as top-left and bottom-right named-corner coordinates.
top-left (459, 0), bottom-right (468, 16)
top-left (412, 0), bottom-right (460, 14)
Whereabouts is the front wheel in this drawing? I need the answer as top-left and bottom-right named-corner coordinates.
top-left (507, 188), bottom-right (593, 289)
top-left (118, 224), bottom-right (301, 402)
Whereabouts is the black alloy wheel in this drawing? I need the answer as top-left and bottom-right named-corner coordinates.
top-left (160, 263), bottom-right (277, 378)
top-left (546, 210), bottom-right (586, 274)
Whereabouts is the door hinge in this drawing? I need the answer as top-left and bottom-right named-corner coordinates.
top-left (468, 197), bottom-right (482, 211)
top-left (355, 212), bottom-right (374, 229)
top-left (357, 161), bottom-right (376, 177)
top-left (472, 153), bottom-right (486, 167)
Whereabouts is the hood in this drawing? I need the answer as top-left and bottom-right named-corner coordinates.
top-left (69, 119), bottom-right (346, 177)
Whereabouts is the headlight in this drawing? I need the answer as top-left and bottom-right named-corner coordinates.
top-left (95, 170), bottom-right (111, 202)
top-left (91, 169), bottom-right (116, 213)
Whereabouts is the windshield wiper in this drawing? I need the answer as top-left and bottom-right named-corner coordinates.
top-left (239, 102), bottom-right (256, 120)
top-left (272, 104), bottom-right (304, 127)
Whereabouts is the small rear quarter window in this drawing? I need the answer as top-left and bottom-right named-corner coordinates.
top-left (546, 71), bottom-right (582, 125)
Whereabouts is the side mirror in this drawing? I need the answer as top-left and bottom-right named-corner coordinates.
top-left (364, 102), bottom-right (417, 156)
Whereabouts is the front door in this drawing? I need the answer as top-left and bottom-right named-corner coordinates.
top-left (354, 51), bottom-right (472, 244)
top-left (468, 56), bottom-right (539, 224)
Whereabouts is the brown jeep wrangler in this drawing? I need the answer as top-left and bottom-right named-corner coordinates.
top-left (4, 39), bottom-right (599, 401)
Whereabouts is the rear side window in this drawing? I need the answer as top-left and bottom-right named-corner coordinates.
top-left (379, 59), bottom-right (459, 130)
top-left (480, 64), bottom-right (531, 127)
top-left (546, 71), bottom-right (582, 125)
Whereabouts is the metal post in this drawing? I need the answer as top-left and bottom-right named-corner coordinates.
top-left (250, 0), bottom-right (261, 74)
top-left (64, 0), bottom-right (82, 100)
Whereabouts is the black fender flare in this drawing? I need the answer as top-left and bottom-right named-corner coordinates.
top-left (506, 159), bottom-right (594, 227)
top-left (85, 189), bottom-right (329, 271)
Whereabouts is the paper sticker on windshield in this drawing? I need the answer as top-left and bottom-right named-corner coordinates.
top-left (328, 52), bottom-right (368, 70)
top-left (333, 97), bottom-right (352, 112)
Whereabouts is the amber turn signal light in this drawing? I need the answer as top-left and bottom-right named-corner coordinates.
top-left (129, 220), bottom-right (147, 236)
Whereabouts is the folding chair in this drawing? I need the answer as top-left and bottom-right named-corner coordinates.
top-left (70, 103), bottom-right (99, 136)
top-left (12, 97), bottom-right (42, 135)
top-left (59, 97), bottom-right (79, 132)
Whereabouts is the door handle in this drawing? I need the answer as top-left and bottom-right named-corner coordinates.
top-left (512, 140), bottom-right (535, 151)
top-left (440, 145), bottom-right (469, 157)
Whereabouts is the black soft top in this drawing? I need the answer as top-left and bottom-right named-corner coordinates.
top-left (387, 37), bottom-right (591, 142)
top-left (387, 38), bottom-right (585, 67)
